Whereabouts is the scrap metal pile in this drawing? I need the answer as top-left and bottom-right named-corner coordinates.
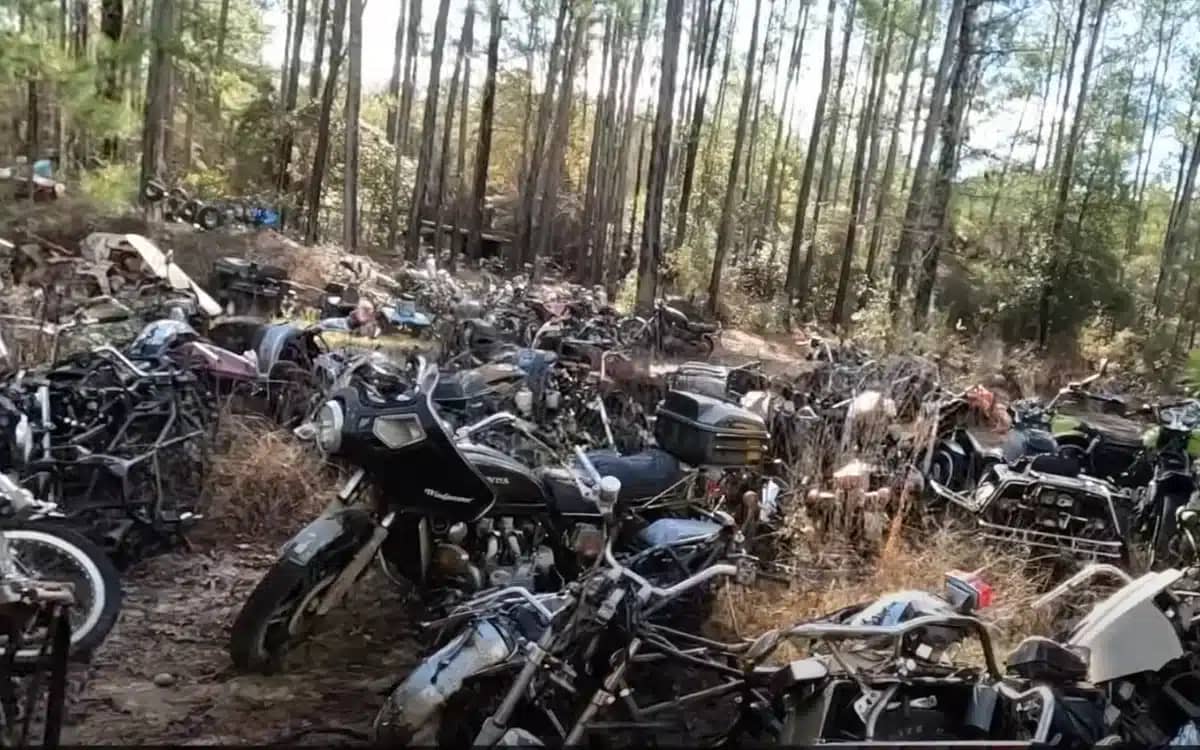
top-left (0, 229), bottom-right (1199, 746)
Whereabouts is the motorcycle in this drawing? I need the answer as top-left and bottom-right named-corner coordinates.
top-left (373, 454), bottom-right (757, 746)
top-left (944, 453), bottom-right (1135, 564)
top-left (227, 357), bottom-right (743, 673)
top-left (1038, 360), bottom-right (1151, 488)
top-left (1137, 399), bottom-right (1200, 568)
top-left (618, 300), bottom-right (720, 358)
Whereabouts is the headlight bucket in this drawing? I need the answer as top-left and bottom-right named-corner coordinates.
top-left (316, 400), bottom-right (345, 454)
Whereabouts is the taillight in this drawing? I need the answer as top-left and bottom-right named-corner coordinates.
top-left (945, 569), bottom-right (994, 611)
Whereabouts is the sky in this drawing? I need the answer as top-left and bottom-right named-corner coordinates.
top-left (261, 0), bottom-right (1185, 185)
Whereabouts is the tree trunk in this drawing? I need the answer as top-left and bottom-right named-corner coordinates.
top-left (636, 0), bottom-right (684, 314)
top-left (281, 0), bottom-right (294, 103)
top-left (833, 0), bottom-right (896, 325)
top-left (762, 0), bottom-right (808, 238)
top-left (140, 0), bottom-right (176, 219)
top-left (582, 15), bottom-right (615, 282)
top-left (1029, 12), bottom-right (1059, 171)
top-left (809, 0), bottom-right (858, 244)
top-left (900, 6), bottom-right (934, 194)
top-left (1046, 0), bottom-right (1087, 194)
top-left (100, 0), bottom-right (123, 159)
top-left (406, 0), bottom-right (454, 260)
top-left (862, 0), bottom-right (929, 303)
top-left (831, 38), bottom-right (868, 208)
top-left (436, 4), bottom-right (474, 270)
top-left (457, 1), bottom-right (474, 185)
top-left (304, 0), bottom-right (347, 244)
top-left (533, 13), bottom-right (588, 271)
top-left (385, 2), bottom-right (407, 143)
top-left (344, 0), bottom-right (363, 253)
top-left (671, 0), bottom-right (726, 251)
top-left (1039, 0), bottom-right (1111, 343)
top-left (783, 0), bottom-right (837, 320)
top-left (182, 0), bottom-right (199, 171)
top-left (308, 0), bottom-right (329, 100)
top-left (275, 0), bottom-right (308, 222)
top-left (912, 0), bottom-right (981, 326)
top-left (705, 0), bottom-right (763, 315)
top-left (1125, 10), bottom-right (1175, 276)
top-left (397, 0), bottom-right (423, 154)
top-left (741, 0), bottom-right (775, 207)
top-left (888, 0), bottom-right (965, 317)
top-left (609, 0), bottom-right (655, 292)
top-left (468, 0), bottom-right (502, 263)
top-left (516, 0), bottom-right (571, 269)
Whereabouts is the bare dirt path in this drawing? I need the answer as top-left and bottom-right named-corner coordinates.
top-left (62, 541), bottom-right (417, 745)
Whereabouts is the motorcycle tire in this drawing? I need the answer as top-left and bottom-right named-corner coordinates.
top-left (142, 180), bottom-right (166, 203)
top-left (1151, 493), bottom-right (1189, 569)
top-left (0, 521), bottom-right (122, 664)
top-left (228, 552), bottom-right (352, 674)
top-left (179, 199), bottom-right (201, 223)
top-left (197, 205), bottom-right (222, 231)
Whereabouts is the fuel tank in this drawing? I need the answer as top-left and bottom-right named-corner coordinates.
top-left (459, 443), bottom-right (548, 513)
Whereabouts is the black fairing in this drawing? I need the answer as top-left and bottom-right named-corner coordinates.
top-left (458, 443), bottom-right (547, 512)
top-left (333, 381), bottom-right (496, 521)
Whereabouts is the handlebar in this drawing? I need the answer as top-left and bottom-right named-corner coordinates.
top-left (601, 531), bottom-right (738, 604)
top-left (1032, 563), bottom-right (1133, 609)
top-left (785, 612), bottom-right (1003, 680)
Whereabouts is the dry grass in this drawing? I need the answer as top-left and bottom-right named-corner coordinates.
top-left (205, 413), bottom-right (339, 539)
top-left (712, 527), bottom-right (1055, 663)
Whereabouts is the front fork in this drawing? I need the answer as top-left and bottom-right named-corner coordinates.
top-left (313, 468), bottom-right (393, 618)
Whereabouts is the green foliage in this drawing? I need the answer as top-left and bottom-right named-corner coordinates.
top-left (78, 163), bottom-right (137, 212)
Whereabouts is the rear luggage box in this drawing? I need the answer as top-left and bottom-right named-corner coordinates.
top-left (655, 390), bottom-right (770, 467)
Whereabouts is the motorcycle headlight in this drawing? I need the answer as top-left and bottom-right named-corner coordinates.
top-left (315, 400), bottom-right (344, 454)
top-left (12, 414), bottom-right (31, 465)
top-left (372, 414), bottom-right (426, 449)
top-left (1056, 492), bottom-right (1075, 508)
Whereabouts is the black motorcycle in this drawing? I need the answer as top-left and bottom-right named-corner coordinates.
top-left (618, 300), bottom-right (720, 358)
top-left (227, 356), bottom-right (723, 673)
top-left (1139, 399), bottom-right (1200, 568)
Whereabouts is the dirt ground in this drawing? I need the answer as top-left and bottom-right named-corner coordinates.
top-left (62, 538), bottom-right (418, 745)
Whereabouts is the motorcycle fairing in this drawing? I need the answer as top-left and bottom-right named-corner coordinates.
top-left (372, 619), bottom-right (518, 745)
top-left (281, 506), bottom-right (376, 566)
top-left (1068, 568), bottom-right (1185, 683)
top-left (335, 383), bottom-right (496, 522)
top-left (255, 323), bottom-right (305, 377)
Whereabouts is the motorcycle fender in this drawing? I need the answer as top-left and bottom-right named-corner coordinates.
top-left (281, 508), bottom-right (375, 566)
top-left (940, 438), bottom-right (966, 457)
top-left (374, 620), bottom-right (518, 745)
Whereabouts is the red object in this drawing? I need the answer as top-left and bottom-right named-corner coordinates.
top-left (947, 569), bottom-right (994, 610)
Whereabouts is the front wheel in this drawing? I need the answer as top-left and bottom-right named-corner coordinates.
top-left (228, 554), bottom-right (350, 673)
top-left (1151, 493), bottom-right (1190, 569)
top-left (1, 522), bottom-right (122, 663)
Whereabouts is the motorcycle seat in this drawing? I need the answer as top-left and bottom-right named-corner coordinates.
top-left (1028, 453), bottom-right (1081, 477)
top-left (539, 449), bottom-right (686, 515)
top-left (1006, 635), bottom-right (1088, 682)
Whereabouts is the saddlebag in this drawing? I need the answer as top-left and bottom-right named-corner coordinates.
top-left (655, 390), bottom-right (770, 467)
